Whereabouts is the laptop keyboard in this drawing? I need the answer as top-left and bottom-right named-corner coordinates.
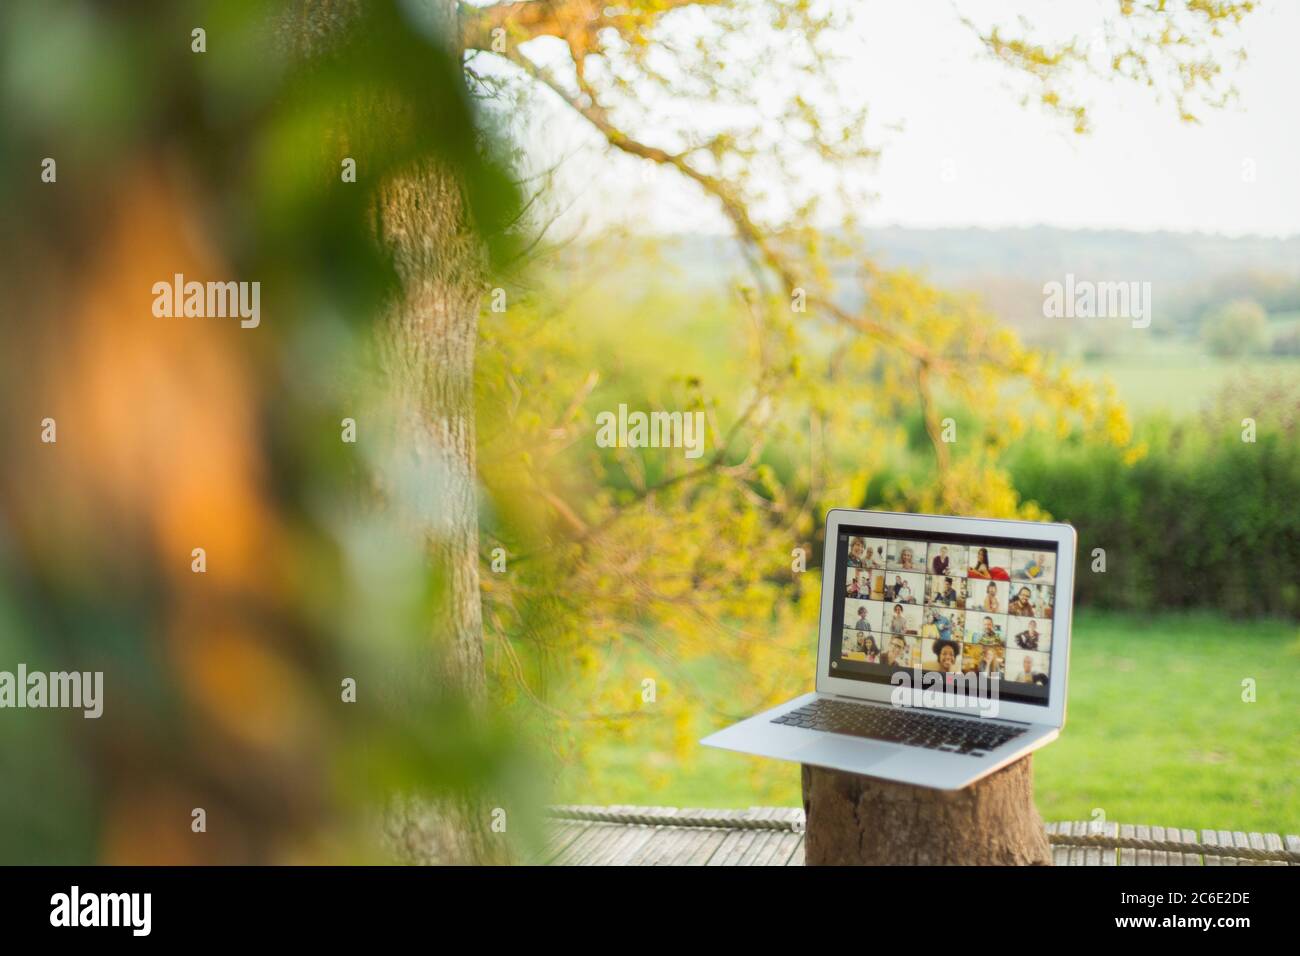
top-left (771, 697), bottom-right (1025, 756)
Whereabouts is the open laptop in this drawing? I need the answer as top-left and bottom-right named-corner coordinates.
top-left (701, 508), bottom-right (1075, 790)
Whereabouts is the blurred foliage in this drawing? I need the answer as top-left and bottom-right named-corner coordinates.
top-left (0, 0), bottom-right (540, 863)
top-left (964, 0), bottom-right (1257, 131)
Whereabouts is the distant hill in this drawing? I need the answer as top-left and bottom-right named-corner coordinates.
top-left (588, 227), bottom-right (1300, 350)
top-left (854, 226), bottom-right (1300, 286)
top-left (647, 226), bottom-right (1300, 287)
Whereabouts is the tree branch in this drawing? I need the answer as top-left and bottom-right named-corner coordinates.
top-left (502, 46), bottom-right (948, 372)
top-left (461, 0), bottom-right (722, 53)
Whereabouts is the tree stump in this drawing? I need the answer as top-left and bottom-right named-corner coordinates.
top-left (801, 756), bottom-right (1051, 865)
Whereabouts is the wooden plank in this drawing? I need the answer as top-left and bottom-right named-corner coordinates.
top-left (1067, 820), bottom-right (1090, 867)
top-left (675, 826), bottom-right (734, 865)
top-left (1134, 824), bottom-right (1152, 867)
top-left (786, 835), bottom-right (806, 866)
top-left (1154, 822), bottom-right (1175, 868)
top-left (1046, 822), bottom-right (1069, 867)
top-left (536, 822), bottom-right (586, 865)
top-left (589, 823), bottom-right (659, 865)
top-left (1156, 825), bottom-right (1181, 867)
top-left (725, 809), bottom-right (775, 864)
top-left (754, 806), bottom-right (804, 866)
top-left (1219, 829), bottom-right (1243, 866)
top-left (552, 807), bottom-right (635, 865)
top-left (1100, 821), bottom-right (1118, 865)
top-left (1247, 832), bottom-right (1282, 868)
top-left (560, 823), bottom-right (628, 865)
top-left (728, 808), bottom-right (774, 866)
top-left (548, 822), bottom-right (598, 864)
top-left (636, 808), bottom-right (741, 866)
top-left (1050, 822), bottom-right (1070, 867)
top-left (660, 822), bottom-right (722, 868)
top-left (1180, 827), bottom-right (1203, 866)
top-left (589, 826), bottom-right (652, 865)
top-left (1231, 830), bottom-right (1253, 867)
top-left (1202, 829), bottom-right (1227, 866)
top-left (774, 806), bottom-right (805, 831)
top-left (676, 807), bottom-right (749, 865)
top-left (577, 805), bottom-right (656, 865)
top-left (1118, 823), bottom-right (1136, 866)
top-left (707, 826), bottom-right (765, 866)
top-left (1261, 832), bottom-right (1286, 868)
top-left (735, 830), bottom-right (784, 866)
top-left (566, 823), bottom-right (618, 864)
top-left (617, 806), bottom-right (693, 866)
top-left (765, 831), bottom-right (804, 866)
top-left (1284, 834), bottom-right (1300, 866)
top-left (654, 827), bottom-right (712, 866)
top-left (743, 809), bottom-right (791, 866)
top-left (1085, 819), bottom-right (1103, 867)
top-left (623, 825), bottom-right (690, 866)
top-left (573, 822), bottom-right (635, 865)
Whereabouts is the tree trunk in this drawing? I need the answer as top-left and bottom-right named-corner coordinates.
top-left (281, 0), bottom-right (495, 862)
top-left (374, 156), bottom-right (487, 704)
top-left (372, 156), bottom-right (502, 865)
top-left (801, 757), bottom-right (1052, 865)
top-left (283, 0), bottom-right (484, 704)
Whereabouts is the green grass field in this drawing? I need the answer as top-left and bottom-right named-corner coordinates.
top-left (1078, 339), bottom-right (1300, 414)
top-left (553, 610), bottom-right (1300, 833)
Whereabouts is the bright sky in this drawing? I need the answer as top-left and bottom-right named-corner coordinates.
top-left (529, 0), bottom-right (1300, 239)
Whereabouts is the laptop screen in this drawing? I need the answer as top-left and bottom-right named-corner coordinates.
top-left (830, 525), bottom-right (1060, 705)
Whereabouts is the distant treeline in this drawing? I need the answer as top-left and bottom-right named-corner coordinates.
top-left (1009, 414), bottom-right (1300, 620)
top-left (852, 387), bottom-right (1300, 620)
top-left (601, 229), bottom-right (1300, 358)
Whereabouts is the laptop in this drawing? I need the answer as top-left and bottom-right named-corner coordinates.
top-left (701, 508), bottom-right (1076, 790)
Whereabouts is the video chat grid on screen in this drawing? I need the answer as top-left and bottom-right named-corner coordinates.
top-left (830, 529), bottom-right (1059, 703)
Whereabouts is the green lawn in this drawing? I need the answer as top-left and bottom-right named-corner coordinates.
top-left (553, 610), bottom-right (1300, 833)
top-left (1077, 340), bottom-right (1300, 415)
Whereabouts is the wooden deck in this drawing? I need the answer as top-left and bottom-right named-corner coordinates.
top-left (541, 806), bottom-right (1300, 866)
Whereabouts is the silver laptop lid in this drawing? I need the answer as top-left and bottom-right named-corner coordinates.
top-left (816, 509), bottom-right (1076, 728)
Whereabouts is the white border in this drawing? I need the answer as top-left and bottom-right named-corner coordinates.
top-left (817, 508), bottom-right (1076, 728)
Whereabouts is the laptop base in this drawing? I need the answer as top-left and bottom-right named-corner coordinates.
top-left (700, 692), bottom-right (1058, 790)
